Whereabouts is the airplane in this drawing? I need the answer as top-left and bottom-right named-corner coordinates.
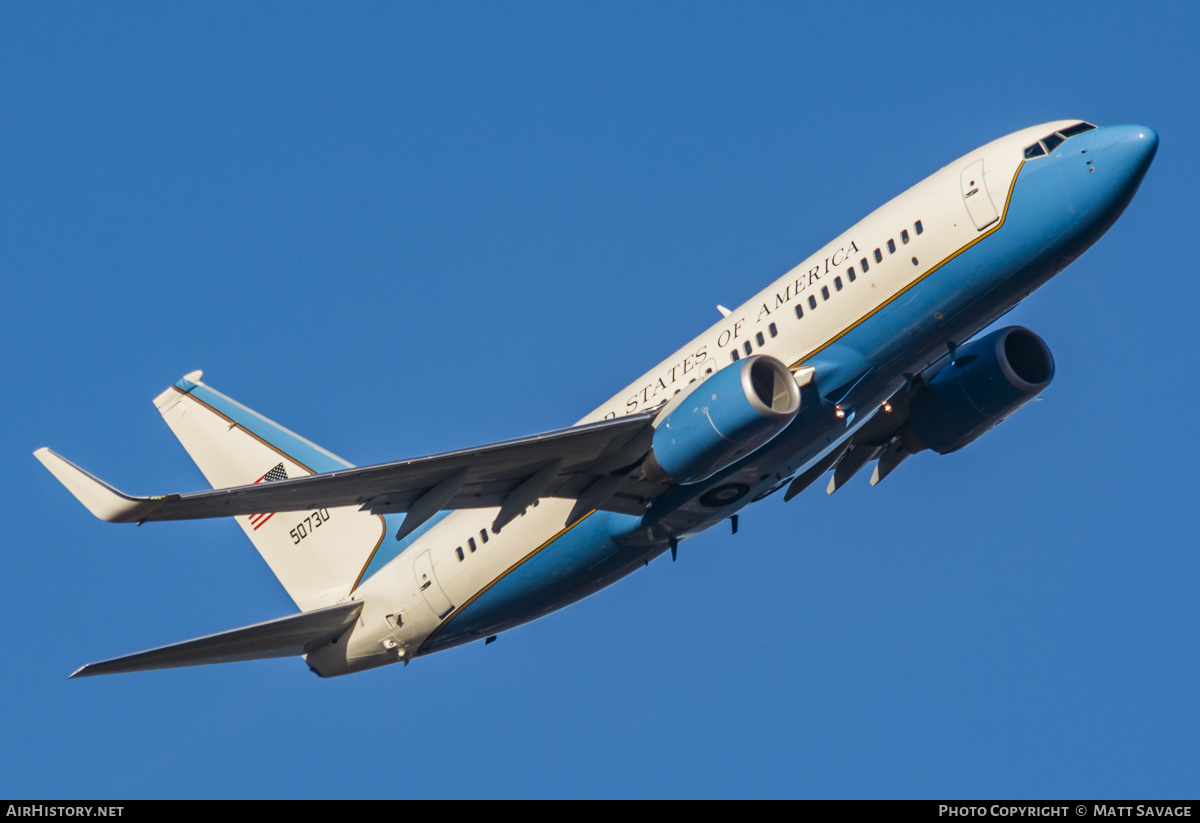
top-left (35, 120), bottom-right (1157, 678)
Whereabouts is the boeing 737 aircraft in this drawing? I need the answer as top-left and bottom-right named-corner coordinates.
top-left (36, 120), bottom-right (1157, 678)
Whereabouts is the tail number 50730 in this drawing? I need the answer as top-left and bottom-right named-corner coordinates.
top-left (290, 509), bottom-right (331, 545)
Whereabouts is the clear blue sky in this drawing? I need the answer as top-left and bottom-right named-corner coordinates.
top-left (3, 3), bottom-right (1197, 799)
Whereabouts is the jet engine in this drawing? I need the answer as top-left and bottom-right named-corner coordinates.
top-left (901, 326), bottom-right (1055, 455)
top-left (643, 355), bottom-right (802, 484)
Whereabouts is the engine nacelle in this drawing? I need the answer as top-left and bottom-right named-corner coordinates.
top-left (902, 326), bottom-right (1054, 455)
top-left (644, 355), bottom-right (802, 484)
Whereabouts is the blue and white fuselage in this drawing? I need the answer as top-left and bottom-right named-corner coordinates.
top-left (36, 121), bottom-right (1157, 678)
top-left (327, 121), bottom-right (1155, 672)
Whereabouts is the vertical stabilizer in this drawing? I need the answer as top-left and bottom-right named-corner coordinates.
top-left (153, 372), bottom-right (386, 611)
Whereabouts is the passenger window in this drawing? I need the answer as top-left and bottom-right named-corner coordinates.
top-left (743, 341), bottom-right (753, 355)
top-left (834, 276), bottom-right (843, 291)
top-left (456, 547), bottom-right (464, 561)
top-left (914, 220), bottom-right (923, 235)
top-left (794, 304), bottom-right (804, 319)
top-left (755, 331), bottom-right (765, 346)
top-left (901, 229), bottom-right (909, 244)
top-left (730, 350), bottom-right (740, 362)
top-left (887, 239), bottom-right (896, 254)
top-left (808, 295), bottom-right (817, 310)
top-left (821, 286), bottom-right (830, 300)
top-left (768, 322), bottom-right (778, 337)
top-left (468, 537), bottom-right (476, 553)
top-left (861, 257), bottom-right (869, 272)
top-left (847, 266), bottom-right (856, 282)
top-left (874, 248), bottom-right (883, 264)
top-left (1042, 133), bottom-right (1064, 152)
top-left (1024, 143), bottom-right (1046, 159)
top-left (480, 529), bottom-right (489, 544)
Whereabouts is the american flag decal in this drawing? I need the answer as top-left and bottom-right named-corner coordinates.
top-left (248, 463), bottom-right (288, 530)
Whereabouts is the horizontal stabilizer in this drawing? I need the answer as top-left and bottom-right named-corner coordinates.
top-left (70, 600), bottom-right (363, 678)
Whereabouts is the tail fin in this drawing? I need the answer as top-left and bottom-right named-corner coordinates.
top-left (154, 371), bottom-right (387, 611)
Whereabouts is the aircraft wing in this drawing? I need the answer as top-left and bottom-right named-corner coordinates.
top-left (35, 412), bottom-right (663, 535)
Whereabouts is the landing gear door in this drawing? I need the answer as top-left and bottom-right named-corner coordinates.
top-left (960, 159), bottom-right (999, 230)
top-left (413, 549), bottom-right (454, 619)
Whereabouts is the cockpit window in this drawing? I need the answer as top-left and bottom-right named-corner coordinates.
top-left (1022, 123), bottom-right (1097, 160)
top-left (1058, 122), bottom-right (1096, 138)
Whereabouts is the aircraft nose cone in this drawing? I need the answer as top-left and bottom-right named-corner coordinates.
top-left (1121, 126), bottom-right (1158, 195)
top-left (1131, 125), bottom-right (1159, 172)
top-left (1096, 124), bottom-right (1159, 180)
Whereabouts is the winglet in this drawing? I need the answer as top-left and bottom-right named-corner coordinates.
top-left (33, 448), bottom-right (158, 523)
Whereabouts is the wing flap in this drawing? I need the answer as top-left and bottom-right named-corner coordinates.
top-left (70, 601), bottom-right (363, 678)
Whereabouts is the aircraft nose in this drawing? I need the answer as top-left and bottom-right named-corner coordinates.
top-left (1131, 125), bottom-right (1159, 172)
top-left (1095, 124), bottom-right (1159, 181)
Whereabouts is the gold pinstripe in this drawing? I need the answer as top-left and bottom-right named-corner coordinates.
top-left (787, 160), bottom-right (1025, 371)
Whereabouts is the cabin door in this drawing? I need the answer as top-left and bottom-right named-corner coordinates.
top-left (413, 549), bottom-right (455, 619)
top-left (960, 159), bottom-right (999, 230)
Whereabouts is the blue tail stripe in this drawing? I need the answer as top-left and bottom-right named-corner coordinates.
top-left (173, 377), bottom-right (352, 475)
